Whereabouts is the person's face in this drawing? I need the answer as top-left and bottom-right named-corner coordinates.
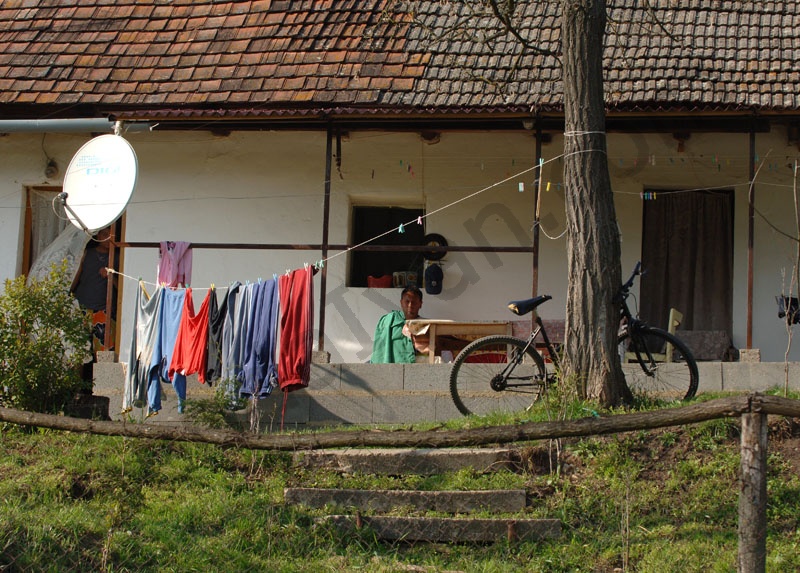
top-left (400, 291), bottom-right (422, 320)
top-left (95, 227), bottom-right (112, 251)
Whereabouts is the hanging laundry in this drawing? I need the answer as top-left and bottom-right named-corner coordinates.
top-left (205, 287), bottom-right (228, 384)
top-left (169, 287), bottom-right (212, 384)
top-left (241, 279), bottom-right (279, 399)
top-left (122, 283), bottom-right (163, 413)
top-left (222, 281), bottom-right (254, 399)
top-left (150, 288), bottom-right (188, 414)
top-left (157, 241), bottom-right (193, 287)
top-left (278, 267), bottom-right (314, 392)
top-left (220, 281), bottom-right (241, 383)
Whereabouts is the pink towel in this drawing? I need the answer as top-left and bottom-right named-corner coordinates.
top-left (157, 241), bottom-right (192, 287)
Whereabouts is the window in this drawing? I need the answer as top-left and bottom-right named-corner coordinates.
top-left (349, 206), bottom-right (425, 287)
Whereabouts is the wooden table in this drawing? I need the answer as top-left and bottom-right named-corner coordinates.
top-left (405, 320), bottom-right (512, 364)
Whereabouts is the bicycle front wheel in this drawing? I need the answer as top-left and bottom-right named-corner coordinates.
top-left (618, 327), bottom-right (699, 401)
top-left (449, 335), bottom-right (547, 417)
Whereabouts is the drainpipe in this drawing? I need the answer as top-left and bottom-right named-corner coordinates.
top-left (0, 118), bottom-right (152, 134)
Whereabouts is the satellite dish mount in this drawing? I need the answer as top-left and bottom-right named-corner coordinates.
top-left (57, 191), bottom-right (91, 234)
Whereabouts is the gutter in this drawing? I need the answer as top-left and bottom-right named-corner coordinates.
top-left (0, 118), bottom-right (153, 134)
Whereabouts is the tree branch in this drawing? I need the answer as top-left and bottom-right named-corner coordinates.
top-left (484, 0), bottom-right (561, 59)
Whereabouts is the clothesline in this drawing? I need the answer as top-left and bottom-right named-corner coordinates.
top-left (106, 268), bottom-right (302, 291)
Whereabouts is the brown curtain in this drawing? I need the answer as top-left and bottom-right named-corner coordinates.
top-left (639, 190), bottom-right (733, 334)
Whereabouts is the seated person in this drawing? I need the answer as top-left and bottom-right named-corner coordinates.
top-left (372, 285), bottom-right (430, 363)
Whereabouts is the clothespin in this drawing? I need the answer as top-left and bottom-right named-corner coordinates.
top-left (546, 181), bottom-right (551, 192)
top-left (518, 182), bottom-right (524, 192)
top-left (285, 269), bottom-right (290, 276)
top-left (258, 277), bottom-right (262, 283)
top-left (303, 262), bottom-right (309, 270)
top-left (317, 259), bottom-right (324, 269)
top-left (398, 223), bottom-right (405, 234)
top-left (211, 283), bottom-right (215, 290)
top-left (416, 216), bottom-right (422, 225)
top-left (273, 273), bottom-right (278, 281)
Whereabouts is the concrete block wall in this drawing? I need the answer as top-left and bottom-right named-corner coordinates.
top-left (93, 351), bottom-right (800, 431)
top-left (93, 353), bottom-right (459, 429)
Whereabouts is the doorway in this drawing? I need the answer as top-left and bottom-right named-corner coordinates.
top-left (639, 189), bottom-right (734, 335)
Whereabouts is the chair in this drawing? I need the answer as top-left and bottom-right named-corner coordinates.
top-left (625, 308), bottom-right (683, 362)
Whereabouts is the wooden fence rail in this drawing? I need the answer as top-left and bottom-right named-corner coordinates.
top-left (3, 393), bottom-right (798, 573)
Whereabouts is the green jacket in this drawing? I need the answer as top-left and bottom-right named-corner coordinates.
top-left (371, 310), bottom-right (415, 364)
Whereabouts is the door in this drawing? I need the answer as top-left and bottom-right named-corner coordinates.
top-left (639, 189), bottom-right (734, 335)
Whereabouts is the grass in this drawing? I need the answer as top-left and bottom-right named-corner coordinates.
top-left (2, 393), bottom-right (800, 572)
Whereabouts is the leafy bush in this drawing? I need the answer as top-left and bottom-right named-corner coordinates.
top-left (0, 263), bottom-right (91, 413)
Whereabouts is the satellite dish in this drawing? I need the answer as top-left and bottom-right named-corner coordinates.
top-left (60, 134), bottom-right (138, 234)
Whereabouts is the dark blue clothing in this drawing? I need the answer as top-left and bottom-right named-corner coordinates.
top-left (241, 279), bottom-right (279, 398)
top-left (73, 247), bottom-right (109, 311)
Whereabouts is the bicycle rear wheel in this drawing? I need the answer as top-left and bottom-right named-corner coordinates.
top-left (618, 326), bottom-right (698, 401)
top-left (449, 335), bottom-right (547, 417)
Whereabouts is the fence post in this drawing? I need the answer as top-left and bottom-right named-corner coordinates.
top-left (738, 411), bottom-right (767, 573)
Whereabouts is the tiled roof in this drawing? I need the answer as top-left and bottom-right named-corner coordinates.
top-left (0, 0), bottom-right (799, 120)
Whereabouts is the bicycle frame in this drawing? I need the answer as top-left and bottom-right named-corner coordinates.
top-left (450, 261), bottom-right (697, 417)
top-left (513, 262), bottom-right (647, 378)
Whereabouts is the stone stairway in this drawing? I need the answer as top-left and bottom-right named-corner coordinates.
top-left (284, 446), bottom-right (562, 544)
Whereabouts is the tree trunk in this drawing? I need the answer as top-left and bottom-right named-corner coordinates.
top-left (560, 0), bottom-right (630, 405)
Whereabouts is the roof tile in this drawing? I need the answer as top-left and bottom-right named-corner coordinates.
top-left (0, 1), bottom-right (799, 115)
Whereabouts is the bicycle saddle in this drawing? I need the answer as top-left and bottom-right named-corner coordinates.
top-left (507, 295), bottom-right (552, 316)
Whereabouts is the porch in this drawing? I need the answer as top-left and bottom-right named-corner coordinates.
top-left (92, 352), bottom-right (800, 430)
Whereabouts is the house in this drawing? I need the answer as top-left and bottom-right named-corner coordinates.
top-left (1, 0), bottom-right (800, 371)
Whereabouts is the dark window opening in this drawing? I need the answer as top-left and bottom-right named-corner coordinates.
top-left (349, 206), bottom-right (425, 287)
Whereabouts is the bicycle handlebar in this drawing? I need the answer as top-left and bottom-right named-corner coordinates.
top-left (614, 261), bottom-right (642, 303)
top-left (621, 261), bottom-right (642, 291)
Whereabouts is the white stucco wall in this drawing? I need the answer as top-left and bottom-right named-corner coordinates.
top-left (1, 124), bottom-right (798, 363)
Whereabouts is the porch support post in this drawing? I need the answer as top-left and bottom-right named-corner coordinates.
top-left (318, 124), bottom-right (333, 351)
top-left (747, 128), bottom-right (755, 348)
top-left (103, 221), bottom-right (121, 352)
top-left (532, 121), bottom-right (542, 298)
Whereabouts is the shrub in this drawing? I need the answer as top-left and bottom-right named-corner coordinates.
top-left (0, 262), bottom-right (91, 413)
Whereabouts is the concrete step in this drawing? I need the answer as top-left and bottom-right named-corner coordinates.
top-left (292, 447), bottom-right (519, 475)
top-left (284, 487), bottom-right (528, 513)
top-left (320, 515), bottom-right (562, 543)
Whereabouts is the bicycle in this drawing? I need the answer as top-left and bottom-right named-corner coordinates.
top-left (449, 262), bottom-right (699, 417)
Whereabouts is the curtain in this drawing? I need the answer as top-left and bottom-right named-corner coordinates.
top-left (29, 189), bottom-right (70, 266)
top-left (640, 190), bottom-right (733, 334)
